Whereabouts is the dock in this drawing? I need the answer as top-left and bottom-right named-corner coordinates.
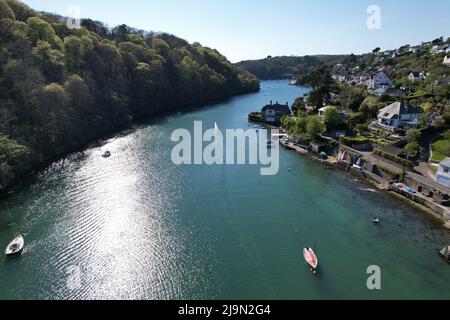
top-left (279, 137), bottom-right (308, 154)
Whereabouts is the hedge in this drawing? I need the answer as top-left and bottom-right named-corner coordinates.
top-left (248, 112), bottom-right (264, 119)
top-left (377, 164), bottom-right (402, 181)
top-left (373, 148), bottom-right (413, 167)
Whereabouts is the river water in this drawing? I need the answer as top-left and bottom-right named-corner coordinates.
top-left (0, 81), bottom-right (449, 300)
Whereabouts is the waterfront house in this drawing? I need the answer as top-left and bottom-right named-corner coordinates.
top-left (444, 56), bottom-right (450, 67)
top-left (436, 158), bottom-right (450, 188)
top-left (261, 101), bottom-right (291, 124)
top-left (408, 72), bottom-right (428, 82)
top-left (377, 101), bottom-right (422, 131)
top-left (369, 72), bottom-right (393, 89)
top-left (431, 44), bottom-right (448, 54)
top-left (406, 171), bottom-right (450, 207)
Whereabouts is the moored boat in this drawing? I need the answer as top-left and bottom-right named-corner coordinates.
top-left (372, 217), bottom-right (381, 224)
top-left (303, 247), bottom-right (318, 274)
top-left (5, 235), bottom-right (24, 257)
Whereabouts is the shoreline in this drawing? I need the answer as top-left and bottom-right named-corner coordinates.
top-left (277, 133), bottom-right (450, 230)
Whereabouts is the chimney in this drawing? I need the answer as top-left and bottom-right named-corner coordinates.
top-left (270, 100), bottom-right (272, 105)
top-left (286, 102), bottom-right (289, 106)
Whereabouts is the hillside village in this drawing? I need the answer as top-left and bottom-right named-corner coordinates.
top-left (248, 37), bottom-right (450, 224)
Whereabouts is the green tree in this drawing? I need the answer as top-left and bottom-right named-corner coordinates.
top-left (5, 0), bottom-right (34, 21)
top-left (323, 107), bottom-right (342, 130)
top-left (64, 35), bottom-right (93, 74)
top-left (406, 129), bottom-right (422, 143)
top-left (32, 83), bottom-right (68, 148)
top-left (291, 97), bottom-right (306, 113)
top-left (0, 0), bottom-right (15, 20)
top-left (152, 38), bottom-right (170, 57)
top-left (404, 141), bottom-right (420, 157)
top-left (64, 75), bottom-right (92, 114)
top-left (0, 133), bottom-right (29, 189)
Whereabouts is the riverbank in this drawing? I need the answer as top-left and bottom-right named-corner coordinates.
top-left (2, 80), bottom-right (449, 300)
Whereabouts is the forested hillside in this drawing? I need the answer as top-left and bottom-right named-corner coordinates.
top-left (236, 55), bottom-right (348, 80)
top-left (0, 0), bottom-right (259, 193)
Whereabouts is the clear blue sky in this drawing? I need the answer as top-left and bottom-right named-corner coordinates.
top-left (22, 0), bottom-right (450, 62)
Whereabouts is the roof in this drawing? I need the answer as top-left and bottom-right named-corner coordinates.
top-left (385, 88), bottom-right (407, 97)
top-left (380, 145), bottom-right (404, 156)
top-left (378, 102), bottom-right (422, 119)
top-left (439, 157), bottom-right (450, 168)
top-left (319, 106), bottom-right (334, 112)
top-left (374, 72), bottom-right (389, 78)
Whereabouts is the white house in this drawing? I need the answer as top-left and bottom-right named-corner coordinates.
top-left (431, 44), bottom-right (449, 54)
top-left (369, 72), bottom-right (393, 89)
top-left (318, 106), bottom-right (348, 119)
top-left (444, 56), bottom-right (450, 67)
top-left (436, 158), bottom-right (450, 188)
top-left (318, 106), bottom-right (333, 116)
top-left (408, 72), bottom-right (428, 82)
top-left (377, 101), bottom-right (422, 131)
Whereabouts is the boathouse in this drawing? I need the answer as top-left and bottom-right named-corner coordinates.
top-left (405, 171), bottom-right (450, 206)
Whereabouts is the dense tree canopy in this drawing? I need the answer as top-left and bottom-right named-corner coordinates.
top-left (0, 0), bottom-right (259, 193)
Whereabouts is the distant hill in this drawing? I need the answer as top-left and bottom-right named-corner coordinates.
top-left (236, 55), bottom-right (348, 80)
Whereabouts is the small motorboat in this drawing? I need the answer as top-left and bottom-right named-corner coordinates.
top-left (176, 111), bottom-right (182, 116)
top-left (102, 151), bottom-right (111, 158)
top-left (303, 247), bottom-right (318, 275)
top-left (372, 217), bottom-right (381, 224)
top-left (5, 235), bottom-right (24, 257)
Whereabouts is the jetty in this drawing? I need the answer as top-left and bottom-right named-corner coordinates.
top-left (279, 137), bottom-right (308, 154)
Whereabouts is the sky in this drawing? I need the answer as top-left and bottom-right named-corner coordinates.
top-left (22, 0), bottom-right (450, 63)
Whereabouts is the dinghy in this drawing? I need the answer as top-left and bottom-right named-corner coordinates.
top-left (372, 217), bottom-right (381, 224)
top-left (303, 247), bottom-right (318, 275)
top-left (5, 235), bottom-right (24, 256)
